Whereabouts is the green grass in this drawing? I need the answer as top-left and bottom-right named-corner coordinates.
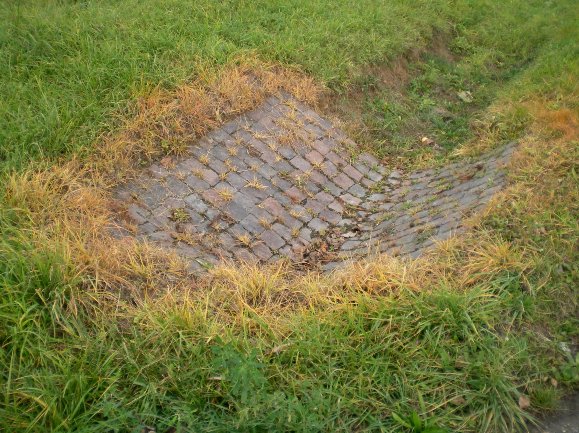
top-left (1, 0), bottom-right (574, 172)
top-left (327, 0), bottom-right (577, 164)
top-left (1, 0), bottom-right (578, 432)
top-left (1, 227), bottom-right (576, 432)
top-left (1, 0), bottom-right (453, 172)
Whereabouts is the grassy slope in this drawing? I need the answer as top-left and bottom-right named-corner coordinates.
top-left (1, 0), bottom-right (452, 171)
top-left (1, 0), bottom-right (578, 432)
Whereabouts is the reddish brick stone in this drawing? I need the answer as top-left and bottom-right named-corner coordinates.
top-left (328, 200), bottom-right (344, 213)
top-left (290, 155), bottom-right (312, 172)
top-left (305, 198), bottom-right (325, 214)
top-left (343, 164), bottom-right (363, 182)
top-left (240, 214), bottom-right (265, 235)
top-left (272, 223), bottom-right (293, 241)
top-left (260, 230), bottom-right (286, 250)
top-left (305, 150), bottom-right (324, 165)
top-left (252, 242), bottom-right (273, 261)
top-left (333, 173), bottom-right (355, 190)
top-left (308, 170), bottom-right (330, 186)
top-left (201, 168), bottom-right (220, 186)
top-left (320, 160), bottom-right (339, 178)
top-left (286, 186), bottom-right (307, 203)
top-left (339, 193), bottom-right (362, 206)
top-left (201, 189), bottom-right (222, 207)
top-left (326, 151), bottom-right (347, 167)
top-left (260, 197), bottom-right (285, 218)
top-left (315, 191), bottom-right (334, 204)
top-left (233, 248), bottom-right (257, 263)
top-left (312, 138), bottom-right (332, 155)
top-left (319, 209), bottom-right (342, 225)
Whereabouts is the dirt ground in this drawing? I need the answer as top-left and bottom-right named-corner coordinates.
top-left (531, 394), bottom-right (579, 433)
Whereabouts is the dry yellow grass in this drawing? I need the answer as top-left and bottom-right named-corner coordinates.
top-left (94, 58), bottom-right (321, 186)
top-left (3, 58), bottom-right (322, 295)
top-left (4, 56), bottom-right (577, 333)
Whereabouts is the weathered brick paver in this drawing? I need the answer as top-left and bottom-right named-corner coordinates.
top-left (114, 94), bottom-right (516, 272)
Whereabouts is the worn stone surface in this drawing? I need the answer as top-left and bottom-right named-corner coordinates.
top-left (114, 94), bottom-right (516, 272)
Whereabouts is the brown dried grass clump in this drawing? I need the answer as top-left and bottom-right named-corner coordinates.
top-left (4, 55), bottom-right (576, 329)
top-left (88, 58), bottom-right (323, 186)
top-left (4, 58), bottom-right (323, 298)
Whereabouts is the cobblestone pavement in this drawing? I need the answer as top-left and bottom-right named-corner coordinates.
top-left (114, 94), bottom-right (515, 272)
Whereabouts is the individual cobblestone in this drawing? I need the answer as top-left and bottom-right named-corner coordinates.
top-left (114, 94), bottom-right (516, 272)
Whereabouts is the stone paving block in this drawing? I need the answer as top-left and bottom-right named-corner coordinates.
top-left (320, 181), bottom-right (344, 197)
top-left (315, 191), bottom-right (334, 204)
top-left (140, 183), bottom-right (169, 209)
top-left (201, 189), bottom-right (224, 207)
top-left (289, 204), bottom-right (313, 223)
top-left (150, 231), bottom-right (173, 243)
top-left (328, 200), bottom-right (344, 214)
top-left (333, 173), bottom-right (355, 190)
top-left (272, 223), bottom-right (293, 241)
top-left (290, 155), bottom-right (312, 172)
top-left (183, 194), bottom-right (208, 214)
top-left (270, 175), bottom-right (293, 191)
top-left (286, 186), bottom-right (308, 204)
top-left (278, 146), bottom-right (297, 159)
top-left (139, 222), bottom-right (157, 235)
top-left (343, 164), bottom-right (363, 182)
top-left (221, 201), bottom-right (249, 221)
top-left (366, 170), bottom-right (384, 182)
top-left (304, 198), bottom-right (326, 214)
top-left (114, 95), bottom-right (515, 273)
top-left (252, 242), bottom-right (273, 261)
top-left (299, 227), bottom-right (312, 242)
top-left (260, 230), bottom-right (286, 250)
top-left (260, 197), bottom-right (285, 218)
top-left (185, 174), bottom-right (211, 192)
top-left (308, 170), bottom-right (330, 187)
top-left (348, 184), bottom-right (366, 198)
top-left (326, 151), bottom-right (347, 167)
top-left (320, 160), bottom-right (339, 178)
top-left (127, 204), bottom-right (149, 224)
top-left (271, 159), bottom-right (294, 174)
top-left (341, 240), bottom-right (362, 251)
top-left (308, 218), bottom-right (329, 234)
top-left (305, 149), bottom-right (325, 165)
top-left (242, 181), bottom-right (272, 202)
top-left (340, 193), bottom-right (362, 207)
top-left (302, 180), bottom-right (320, 195)
top-left (233, 248), bottom-right (256, 263)
top-left (318, 209), bottom-right (342, 225)
top-left (313, 139), bottom-right (331, 155)
top-left (240, 214), bottom-right (265, 235)
top-left (164, 176), bottom-right (191, 197)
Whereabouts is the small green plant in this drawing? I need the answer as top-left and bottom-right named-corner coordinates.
top-left (530, 386), bottom-right (560, 410)
top-left (555, 351), bottom-right (579, 386)
top-left (416, 226), bottom-right (436, 243)
top-left (170, 207), bottom-right (190, 222)
top-left (392, 411), bottom-right (449, 433)
top-left (160, 138), bottom-right (188, 155)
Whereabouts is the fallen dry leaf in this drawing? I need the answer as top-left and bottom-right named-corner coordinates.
top-left (457, 90), bottom-right (474, 103)
top-left (450, 396), bottom-right (466, 406)
top-left (421, 136), bottom-right (435, 146)
top-left (518, 394), bottom-right (531, 410)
